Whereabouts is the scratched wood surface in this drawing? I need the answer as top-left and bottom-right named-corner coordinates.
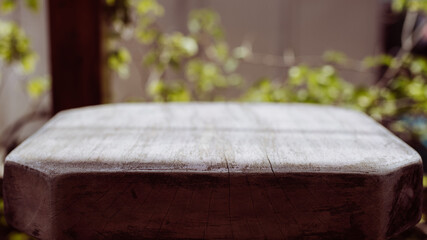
top-left (3, 103), bottom-right (423, 240)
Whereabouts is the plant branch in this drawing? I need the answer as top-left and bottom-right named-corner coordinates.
top-left (376, 11), bottom-right (423, 87)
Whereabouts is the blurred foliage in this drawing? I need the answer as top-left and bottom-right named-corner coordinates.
top-left (108, 47), bottom-right (131, 79)
top-left (0, 0), bottom-right (49, 98)
top-left (26, 76), bottom-right (49, 99)
top-left (0, 21), bottom-right (36, 73)
top-left (136, 1), bottom-right (243, 101)
top-left (105, 0), bottom-right (245, 101)
top-left (103, 0), bottom-right (427, 145)
top-left (243, 53), bottom-right (427, 142)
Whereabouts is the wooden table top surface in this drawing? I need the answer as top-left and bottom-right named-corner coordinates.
top-left (6, 103), bottom-right (420, 175)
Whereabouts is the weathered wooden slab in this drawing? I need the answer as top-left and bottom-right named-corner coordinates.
top-left (3, 103), bottom-right (423, 240)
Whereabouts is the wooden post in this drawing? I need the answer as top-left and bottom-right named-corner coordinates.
top-left (48, 0), bottom-right (103, 114)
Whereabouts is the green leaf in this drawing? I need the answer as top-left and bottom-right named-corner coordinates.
top-left (206, 42), bottom-right (229, 62)
top-left (0, 0), bottom-right (15, 13)
top-left (136, 28), bottom-right (158, 44)
top-left (20, 53), bottom-right (37, 73)
top-left (356, 92), bottom-right (374, 108)
top-left (26, 76), bottom-right (50, 99)
top-left (362, 54), bottom-right (393, 68)
top-left (148, 79), bottom-right (164, 96)
top-left (400, 0), bottom-right (427, 12)
top-left (108, 47), bottom-right (131, 79)
top-left (288, 66), bottom-right (306, 85)
top-left (410, 57), bottom-right (427, 75)
top-left (392, 0), bottom-right (407, 12)
top-left (224, 58), bottom-right (238, 73)
top-left (320, 65), bottom-right (335, 77)
top-left (135, 0), bottom-right (164, 16)
top-left (25, 0), bottom-right (38, 11)
top-left (188, 9), bottom-right (224, 39)
top-left (117, 48), bottom-right (131, 62)
top-left (323, 50), bottom-right (347, 65)
top-left (0, 21), bottom-right (37, 72)
top-left (147, 79), bottom-right (190, 102)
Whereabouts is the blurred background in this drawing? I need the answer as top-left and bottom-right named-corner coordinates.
top-left (1, 0), bottom-right (427, 239)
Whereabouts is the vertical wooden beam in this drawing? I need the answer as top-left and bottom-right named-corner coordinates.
top-left (48, 0), bottom-right (103, 114)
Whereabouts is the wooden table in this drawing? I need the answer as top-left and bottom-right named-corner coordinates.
top-left (3, 103), bottom-right (423, 239)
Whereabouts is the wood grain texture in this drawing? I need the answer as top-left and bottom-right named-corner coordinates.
top-left (3, 103), bottom-right (423, 240)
